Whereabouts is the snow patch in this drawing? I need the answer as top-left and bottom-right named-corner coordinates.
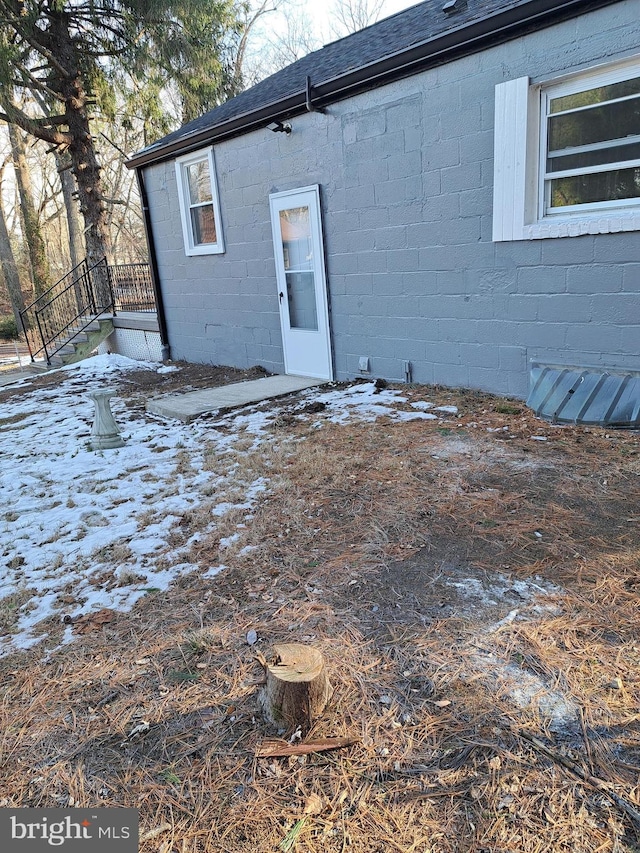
top-left (453, 572), bottom-right (574, 730)
top-left (0, 366), bottom-right (466, 657)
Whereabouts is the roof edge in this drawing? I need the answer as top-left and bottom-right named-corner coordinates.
top-left (126, 0), bottom-right (621, 170)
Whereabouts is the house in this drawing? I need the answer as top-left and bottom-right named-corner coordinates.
top-left (126, 0), bottom-right (640, 423)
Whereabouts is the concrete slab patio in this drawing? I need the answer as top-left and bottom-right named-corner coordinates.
top-left (146, 373), bottom-right (325, 422)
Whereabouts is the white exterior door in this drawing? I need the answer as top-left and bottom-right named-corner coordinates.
top-left (269, 186), bottom-right (333, 380)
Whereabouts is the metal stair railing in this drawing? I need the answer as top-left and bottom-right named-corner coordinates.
top-left (20, 257), bottom-right (114, 365)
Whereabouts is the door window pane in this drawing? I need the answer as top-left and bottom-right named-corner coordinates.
top-left (279, 206), bottom-right (318, 330)
top-left (280, 207), bottom-right (313, 270)
top-left (286, 272), bottom-right (318, 330)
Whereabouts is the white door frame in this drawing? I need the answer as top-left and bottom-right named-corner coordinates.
top-left (269, 185), bottom-right (333, 380)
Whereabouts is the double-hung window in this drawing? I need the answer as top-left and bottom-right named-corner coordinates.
top-left (542, 68), bottom-right (640, 215)
top-left (493, 56), bottom-right (640, 240)
top-left (175, 147), bottom-right (225, 255)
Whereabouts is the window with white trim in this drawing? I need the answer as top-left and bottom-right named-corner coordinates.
top-left (543, 69), bottom-right (640, 214)
top-left (175, 147), bottom-right (225, 255)
top-left (493, 56), bottom-right (640, 241)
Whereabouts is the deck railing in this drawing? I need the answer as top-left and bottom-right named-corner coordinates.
top-left (110, 263), bottom-right (156, 313)
top-left (19, 259), bottom-right (156, 365)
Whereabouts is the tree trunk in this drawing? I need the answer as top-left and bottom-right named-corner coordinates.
top-left (55, 150), bottom-right (84, 270)
top-left (48, 10), bottom-right (112, 271)
top-left (0, 191), bottom-right (26, 328)
top-left (8, 123), bottom-right (51, 297)
top-left (259, 644), bottom-right (332, 735)
top-left (67, 117), bottom-right (112, 270)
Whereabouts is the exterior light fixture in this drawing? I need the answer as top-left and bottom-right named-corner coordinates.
top-left (267, 121), bottom-right (292, 134)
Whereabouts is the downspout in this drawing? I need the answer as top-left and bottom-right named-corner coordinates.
top-left (136, 168), bottom-right (171, 361)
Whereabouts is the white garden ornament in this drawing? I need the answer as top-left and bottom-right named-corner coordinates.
top-left (88, 388), bottom-right (125, 450)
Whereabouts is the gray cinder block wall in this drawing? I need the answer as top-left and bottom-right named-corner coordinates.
top-left (143, 0), bottom-right (640, 399)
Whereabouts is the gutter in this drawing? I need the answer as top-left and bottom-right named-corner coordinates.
top-left (125, 0), bottom-right (621, 171)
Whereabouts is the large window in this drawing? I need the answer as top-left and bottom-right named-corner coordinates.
top-left (175, 148), bottom-right (225, 255)
top-left (542, 70), bottom-right (640, 214)
top-left (493, 56), bottom-right (640, 241)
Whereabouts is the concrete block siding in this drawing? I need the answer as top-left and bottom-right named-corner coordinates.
top-left (144, 0), bottom-right (639, 399)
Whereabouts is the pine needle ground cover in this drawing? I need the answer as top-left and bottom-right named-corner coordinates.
top-left (0, 357), bottom-right (638, 852)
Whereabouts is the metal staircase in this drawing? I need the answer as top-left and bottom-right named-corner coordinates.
top-left (20, 258), bottom-right (154, 367)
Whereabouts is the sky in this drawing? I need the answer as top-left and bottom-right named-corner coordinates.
top-left (245, 0), bottom-right (421, 76)
top-left (0, 354), bottom-right (453, 659)
top-left (301, 0), bottom-right (419, 39)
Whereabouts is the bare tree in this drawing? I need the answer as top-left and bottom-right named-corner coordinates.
top-left (7, 124), bottom-right (51, 296)
top-left (240, 0), bottom-right (395, 82)
top-left (97, 126), bottom-right (148, 263)
top-left (0, 0), bottom-right (251, 272)
top-left (0, 164), bottom-right (24, 326)
top-left (329, 0), bottom-right (388, 38)
top-left (242, 0), bottom-right (321, 80)
top-left (233, 0), bottom-right (277, 89)
top-left (55, 151), bottom-right (84, 272)
top-left (273, 10), bottom-right (321, 63)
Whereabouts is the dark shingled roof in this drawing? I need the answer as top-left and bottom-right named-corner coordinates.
top-left (128, 0), bottom-right (619, 167)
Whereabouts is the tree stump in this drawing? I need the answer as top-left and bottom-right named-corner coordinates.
top-left (259, 644), bottom-right (332, 735)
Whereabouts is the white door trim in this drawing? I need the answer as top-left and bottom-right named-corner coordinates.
top-left (269, 185), bottom-right (333, 380)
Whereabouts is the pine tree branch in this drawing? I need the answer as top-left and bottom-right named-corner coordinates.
top-left (16, 64), bottom-right (65, 103)
top-left (0, 0), bottom-right (73, 79)
top-left (0, 102), bottom-right (72, 146)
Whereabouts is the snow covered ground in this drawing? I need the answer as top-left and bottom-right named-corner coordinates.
top-left (0, 355), bottom-right (452, 657)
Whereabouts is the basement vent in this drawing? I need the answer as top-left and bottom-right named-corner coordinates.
top-left (527, 364), bottom-right (640, 427)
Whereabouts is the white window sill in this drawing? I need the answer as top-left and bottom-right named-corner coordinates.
top-left (519, 210), bottom-right (640, 240)
top-left (184, 244), bottom-right (225, 256)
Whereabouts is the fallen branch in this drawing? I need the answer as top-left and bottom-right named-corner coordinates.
top-left (256, 736), bottom-right (360, 758)
top-left (517, 729), bottom-right (640, 827)
top-left (139, 823), bottom-right (171, 843)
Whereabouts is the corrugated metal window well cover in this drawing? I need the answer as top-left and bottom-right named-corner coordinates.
top-left (527, 364), bottom-right (640, 427)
